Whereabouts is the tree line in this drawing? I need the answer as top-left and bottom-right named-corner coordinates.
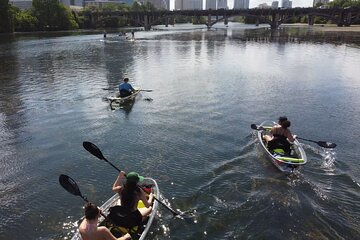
top-left (1, 0), bottom-right (359, 33)
top-left (0, 0), bottom-right (163, 33)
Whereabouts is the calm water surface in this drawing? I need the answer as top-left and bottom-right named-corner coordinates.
top-left (1, 24), bottom-right (360, 240)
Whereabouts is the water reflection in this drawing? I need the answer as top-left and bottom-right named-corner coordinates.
top-left (230, 27), bottom-right (360, 45)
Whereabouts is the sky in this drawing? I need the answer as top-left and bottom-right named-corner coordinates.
top-left (169, 0), bottom-right (314, 9)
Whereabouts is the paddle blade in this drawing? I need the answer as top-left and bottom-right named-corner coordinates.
top-left (83, 141), bottom-right (106, 160)
top-left (59, 174), bottom-right (82, 197)
top-left (251, 124), bottom-right (264, 131)
top-left (318, 141), bottom-right (337, 148)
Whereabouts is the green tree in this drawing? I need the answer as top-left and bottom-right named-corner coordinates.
top-left (32, 0), bottom-right (78, 30)
top-left (12, 7), bottom-right (39, 31)
top-left (0, 0), bottom-right (12, 32)
top-left (327, 0), bottom-right (360, 7)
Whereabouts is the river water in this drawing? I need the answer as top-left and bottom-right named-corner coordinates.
top-left (1, 23), bottom-right (360, 240)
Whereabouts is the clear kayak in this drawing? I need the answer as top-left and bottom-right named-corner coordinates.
top-left (256, 121), bottom-right (307, 174)
top-left (71, 178), bottom-right (159, 240)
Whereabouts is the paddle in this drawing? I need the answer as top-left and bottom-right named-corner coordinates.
top-left (82, 141), bottom-right (189, 219)
top-left (59, 174), bottom-right (109, 220)
top-left (102, 87), bottom-right (153, 92)
top-left (250, 124), bottom-right (337, 148)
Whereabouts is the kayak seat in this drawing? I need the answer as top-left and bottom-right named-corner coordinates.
top-left (273, 148), bottom-right (285, 155)
top-left (267, 138), bottom-right (291, 155)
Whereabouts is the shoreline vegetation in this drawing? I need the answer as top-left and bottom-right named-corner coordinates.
top-left (1, 0), bottom-right (360, 34)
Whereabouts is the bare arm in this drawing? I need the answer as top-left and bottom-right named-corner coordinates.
top-left (112, 171), bottom-right (126, 193)
top-left (139, 188), bottom-right (152, 208)
top-left (286, 130), bottom-right (295, 142)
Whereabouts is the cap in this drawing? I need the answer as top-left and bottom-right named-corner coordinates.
top-left (278, 116), bottom-right (287, 122)
top-left (126, 172), bottom-right (144, 183)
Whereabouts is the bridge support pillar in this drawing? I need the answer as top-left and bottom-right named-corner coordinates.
top-left (270, 13), bottom-right (279, 29)
top-left (344, 12), bottom-right (352, 26)
top-left (207, 14), bottom-right (212, 29)
top-left (144, 15), bottom-right (151, 31)
top-left (308, 15), bottom-right (314, 26)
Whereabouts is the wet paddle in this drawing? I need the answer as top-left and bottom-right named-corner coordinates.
top-left (82, 141), bottom-right (191, 219)
top-left (250, 124), bottom-right (337, 148)
top-left (102, 87), bottom-right (153, 92)
top-left (59, 174), bottom-right (109, 220)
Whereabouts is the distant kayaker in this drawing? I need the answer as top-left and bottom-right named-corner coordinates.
top-left (119, 78), bottom-right (135, 97)
top-left (79, 202), bottom-right (131, 240)
top-left (263, 117), bottom-right (296, 154)
top-left (112, 171), bottom-right (154, 228)
top-left (131, 31), bottom-right (135, 40)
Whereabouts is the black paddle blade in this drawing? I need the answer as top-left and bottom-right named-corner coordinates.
top-left (318, 141), bottom-right (337, 149)
top-left (250, 124), bottom-right (258, 130)
top-left (59, 174), bottom-right (82, 197)
top-left (83, 141), bottom-right (105, 160)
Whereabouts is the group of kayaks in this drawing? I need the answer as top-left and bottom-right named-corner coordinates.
top-left (62, 91), bottom-right (336, 239)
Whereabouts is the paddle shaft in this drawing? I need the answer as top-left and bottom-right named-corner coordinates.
top-left (296, 137), bottom-right (317, 143)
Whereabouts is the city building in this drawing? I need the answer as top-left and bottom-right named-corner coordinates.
top-left (258, 2), bottom-right (271, 8)
top-left (9, 0), bottom-right (32, 9)
top-left (206, 0), bottom-right (216, 9)
top-left (60, 0), bottom-right (84, 6)
top-left (271, 1), bottom-right (279, 9)
top-left (217, 0), bottom-right (227, 9)
top-left (84, 0), bottom-right (128, 7)
top-left (313, 0), bottom-right (329, 7)
top-left (233, 0), bottom-right (249, 9)
top-left (281, 0), bottom-right (292, 8)
top-left (137, 0), bottom-right (169, 9)
top-left (175, 0), bottom-right (202, 10)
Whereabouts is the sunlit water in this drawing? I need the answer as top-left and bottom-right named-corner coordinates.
top-left (1, 24), bottom-right (360, 239)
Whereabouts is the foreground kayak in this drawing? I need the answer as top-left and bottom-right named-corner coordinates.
top-left (256, 121), bottom-right (307, 174)
top-left (71, 178), bottom-right (159, 240)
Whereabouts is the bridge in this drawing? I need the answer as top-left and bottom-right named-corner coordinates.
top-left (86, 7), bottom-right (360, 30)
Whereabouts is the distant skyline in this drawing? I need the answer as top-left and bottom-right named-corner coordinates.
top-left (169, 0), bottom-right (314, 9)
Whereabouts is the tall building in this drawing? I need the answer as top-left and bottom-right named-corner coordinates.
top-left (282, 0), bottom-right (292, 8)
top-left (175, 0), bottom-right (183, 9)
top-left (9, 0), bottom-right (32, 9)
top-left (217, 0), bottom-right (227, 9)
top-left (206, 0), bottom-right (216, 9)
top-left (271, 1), bottom-right (278, 8)
top-left (313, 0), bottom-right (329, 7)
top-left (141, 0), bottom-right (169, 9)
top-left (258, 2), bottom-right (271, 8)
top-left (181, 0), bottom-right (203, 10)
top-left (233, 0), bottom-right (249, 9)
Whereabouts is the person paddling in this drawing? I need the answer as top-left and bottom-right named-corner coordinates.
top-left (119, 78), bottom-right (135, 98)
top-left (111, 171), bottom-right (154, 228)
top-left (263, 117), bottom-right (296, 154)
top-left (79, 202), bottom-right (131, 240)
